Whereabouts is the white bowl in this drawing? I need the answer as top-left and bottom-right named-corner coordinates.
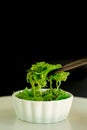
top-left (12, 90), bottom-right (73, 123)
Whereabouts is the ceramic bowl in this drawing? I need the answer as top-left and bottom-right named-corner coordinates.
top-left (12, 90), bottom-right (73, 123)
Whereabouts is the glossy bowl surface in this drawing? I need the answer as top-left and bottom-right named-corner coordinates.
top-left (12, 90), bottom-right (73, 123)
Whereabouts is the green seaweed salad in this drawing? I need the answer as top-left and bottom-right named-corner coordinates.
top-left (16, 61), bottom-right (71, 101)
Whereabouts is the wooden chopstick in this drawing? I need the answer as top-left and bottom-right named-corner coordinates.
top-left (55, 57), bottom-right (87, 74)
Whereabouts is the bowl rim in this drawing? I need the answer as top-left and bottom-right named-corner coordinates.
top-left (12, 89), bottom-right (73, 103)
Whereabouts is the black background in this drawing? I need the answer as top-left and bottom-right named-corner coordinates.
top-left (1, 9), bottom-right (87, 97)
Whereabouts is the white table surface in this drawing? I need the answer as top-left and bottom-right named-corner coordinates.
top-left (0, 96), bottom-right (87, 130)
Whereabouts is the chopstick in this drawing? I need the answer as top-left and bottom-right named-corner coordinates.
top-left (55, 57), bottom-right (87, 74)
